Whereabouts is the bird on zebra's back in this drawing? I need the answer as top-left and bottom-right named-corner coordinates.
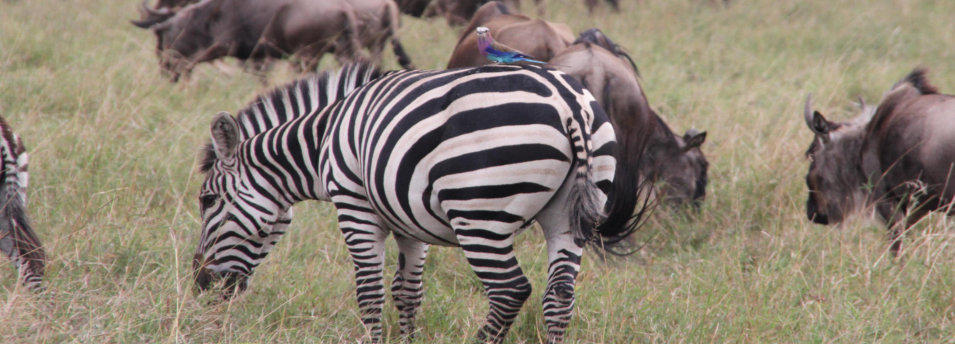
top-left (475, 26), bottom-right (545, 64)
top-left (0, 115), bottom-right (45, 293)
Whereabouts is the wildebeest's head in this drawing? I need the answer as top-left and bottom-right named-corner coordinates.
top-left (647, 122), bottom-right (708, 207)
top-left (132, 0), bottom-right (222, 81)
top-left (802, 94), bottom-right (874, 225)
top-left (193, 113), bottom-right (289, 298)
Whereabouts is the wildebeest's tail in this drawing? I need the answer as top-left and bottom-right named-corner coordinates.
top-left (0, 132), bottom-right (44, 292)
top-left (383, 1), bottom-right (414, 69)
top-left (582, 98), bottom-right (653, 255)
top-left (564, 98), bottom-right (650, 254)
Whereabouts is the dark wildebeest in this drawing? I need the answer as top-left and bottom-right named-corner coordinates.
top-left (408, 0), bottom-right (619, 23)
top-left (131, 0), bottom-right (413, 82)
top-left (533, 0), bottom-right (620, 14)
top-left (395, 0), bottom-right (431, 17)
top-left (446, 1), bottom-right (573, 68)
top-left (550, 29), bottom-right (708, 206)
top-left (804, 69), bottom-right (955, 253)
top-left (423, 0), bottom-right (521, 26)
top-left (0, 116), bottom-right (44, 292)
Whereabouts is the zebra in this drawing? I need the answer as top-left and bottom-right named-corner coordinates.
top-left (0, 116), bottom-right (45, 292)
top-left (192, 63), bottom-right (648, 343)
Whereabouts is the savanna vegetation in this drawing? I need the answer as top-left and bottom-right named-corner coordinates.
top-left (1, 0), bottom-right (953, 342)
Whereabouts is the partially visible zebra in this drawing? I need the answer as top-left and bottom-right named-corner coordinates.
top-left (192, 63), bottom-right (649, 343)
top-left (0, 116), bottom-right (44, 292)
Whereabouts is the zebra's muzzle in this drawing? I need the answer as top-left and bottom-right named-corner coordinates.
top-left (193, 253), bottom-right (250, 298)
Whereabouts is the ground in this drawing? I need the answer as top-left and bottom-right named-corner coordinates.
top-left (0, 0), bottom-right (953, 342)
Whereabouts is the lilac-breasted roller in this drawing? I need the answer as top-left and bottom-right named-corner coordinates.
top-left (475, 26), bottom-right (545, 64)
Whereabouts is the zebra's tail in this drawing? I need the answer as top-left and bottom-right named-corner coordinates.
top-left (0, 136), bottom-right (45, 292)
top-left (564, 112), bottom-right (607, 248)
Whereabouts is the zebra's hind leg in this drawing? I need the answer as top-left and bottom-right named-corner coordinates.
top-left (536, 209), bottom-right (584, 343)
top-left (533, 174), bottom-right (588, 344)
top-left (453, 219), bottom-right (532, 344)
top-left (391, 234), bottom-right (429, 339)
top-left (333, 198), bottom-right (389, 343)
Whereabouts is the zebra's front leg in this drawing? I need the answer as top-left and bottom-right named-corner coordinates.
top-left (391, 234), bottom-right (429, 339)
top-left (334, 200), bottom-right (389, 343)
top-left (455, 225), bottom-right (532, 344)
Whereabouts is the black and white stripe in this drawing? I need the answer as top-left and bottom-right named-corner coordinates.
top-left (193, 64), bottom-right (645, 343)
top-left (0, 116), bottom-right (44, 292)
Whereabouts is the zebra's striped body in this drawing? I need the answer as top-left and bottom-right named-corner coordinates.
top-left (0, 116), bottom-right (44, 292)
top-left (194, 64), bottom-right (641, 343)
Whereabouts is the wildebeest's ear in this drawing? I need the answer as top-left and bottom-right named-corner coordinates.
top-left (210, 112), bottom-right (239, 160)
top-left (810, 111), bottom-right (834, 136)
top-left (682, 129), bottom-right (706, 151)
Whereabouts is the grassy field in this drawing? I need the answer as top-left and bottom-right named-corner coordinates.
top-left (2, 0), bottom-right (954, 342)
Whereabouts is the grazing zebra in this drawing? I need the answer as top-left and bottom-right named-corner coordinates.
top-left (192, 63), bottom-right (648, 343)
top-left (0, 116), bottom-right (44, 292)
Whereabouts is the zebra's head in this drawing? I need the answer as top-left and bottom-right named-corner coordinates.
top-left (193, 112), bottom-right (288, 297)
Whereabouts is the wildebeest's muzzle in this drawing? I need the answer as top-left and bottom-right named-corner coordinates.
top-left (806, 196), bottom-right (828, 224)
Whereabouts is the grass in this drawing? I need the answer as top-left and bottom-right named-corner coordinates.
top-left (1, 0), bottom-right (954, 342)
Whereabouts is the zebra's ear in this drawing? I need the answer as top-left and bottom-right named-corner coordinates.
top-left (210, 112), bottom-right (240, 160)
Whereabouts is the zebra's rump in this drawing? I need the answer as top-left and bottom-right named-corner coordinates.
top-left (322, 65), bottom-right (608, 246)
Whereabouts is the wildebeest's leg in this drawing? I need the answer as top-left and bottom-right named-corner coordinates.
top-left (382, 1), bottom-right (414, 69)
top-left (534, 0), bottom-right (547, 16)
top-left (337, 11), bottom-right (366, 62)
top-left (453, 221), bottom-right (531, 344)
top-left (390, 234), bottom-right (429, 339)
top-left (332, 195), bottom-right (388, 343)
top-left (875, 198), bottom-right (907, 254)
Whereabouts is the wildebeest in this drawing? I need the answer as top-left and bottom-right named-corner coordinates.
top-left (395, 0), bottom-right (431, 17)
top-left (403, 0), bottom-right (619, 23)
top-left (423, 0), bottom-right (521, 26)
top-left (446, 1), bottom-right (573, 68)
top-left (803, 69), bottom-right (955, 253)
top-left (0, 116), bottom-right (44, 292)
top-left (550, 29), bottom-right (708, 206)
top-left (132, 0), bottom-right (413, 82)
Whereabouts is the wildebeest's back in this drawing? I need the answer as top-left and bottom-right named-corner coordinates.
top-left (863, 78), bottom-right (955, 203)
top-left (447, 15), bottom-right (573, 68)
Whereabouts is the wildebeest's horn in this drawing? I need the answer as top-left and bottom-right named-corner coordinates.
top-left (803, 93), bottom-right (814, 129)
top-left (130, 16), bottom-right (165, 29)
top-left (856, 96), bottom-right (866, 109)
top-left (131, 0), bottom-right (174, 29)
top-left (140, 0), bottom-right (171, 16)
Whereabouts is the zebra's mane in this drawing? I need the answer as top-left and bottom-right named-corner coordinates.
top-left (200, 63), bottom-right (384, 173)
